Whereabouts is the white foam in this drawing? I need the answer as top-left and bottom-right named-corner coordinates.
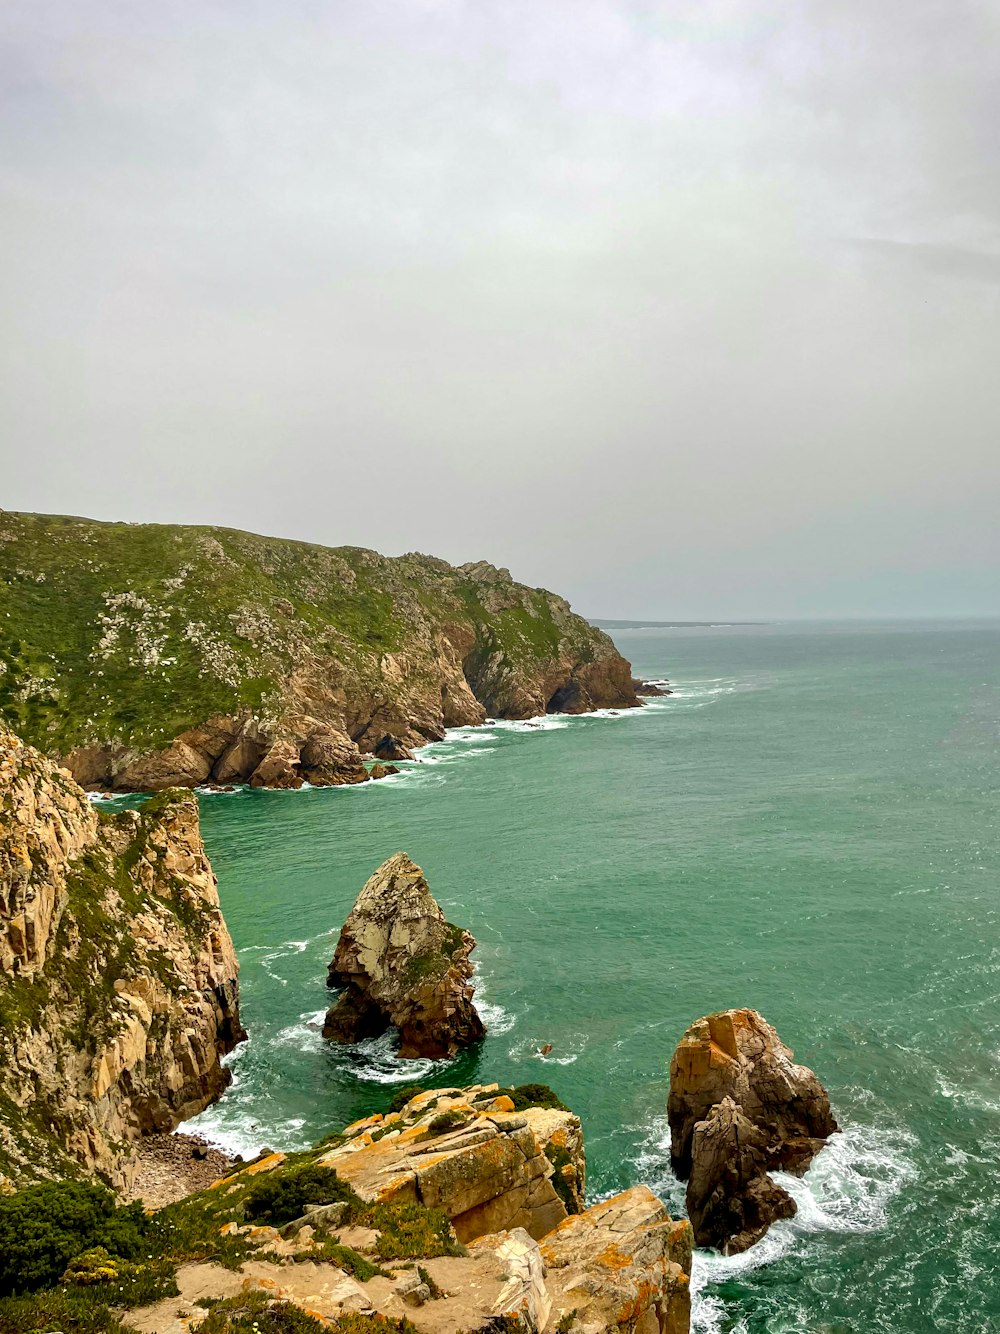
top-left (630, 1115), bottom-right (916, 1334)
top-left (326, 1029), bottom-right (449, 1084)
top-left (507, 1031), bottom-right (589, 1066)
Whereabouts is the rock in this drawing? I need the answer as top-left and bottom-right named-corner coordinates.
top-left (394, 1270), bottom-right (431, 1305)
top-left (315, 1084), bottom-right (570, 1243)
top-left (668, 1009), bottom-right (837, 1253)
top-left (368, 763), bottom-right (399, 779)
top-left (249, 740), bottom-right (303, 789)
top-left (633, 678), bottom-right (672, 697)
top-left (668, 1009), bottom-right (838, 1179)
top-left (0, 725), bottom-right (244, 1186)
top-left (322, 853), bottom-right (485, 1059)
top-left (541, 1186), bottom-right (692, 1334)
top-left (469, 1226), bottom-right (551, 1330)
top-left (685, 1097), bottom-right (796, 1254)
top-left (298, 729), bottom-right (370, 787)
top-left (372, 734), bottom-right (415, 762)
top-left (113, 740), bottom-right (212, 792)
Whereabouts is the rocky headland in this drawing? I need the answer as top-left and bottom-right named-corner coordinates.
top-left (0, 511), bottom-right (642, 792)
top-left (0, 724), bottom-right (243, 1189)
top-left (323, 852), bottom-right (485, 1060)
top-left (667, 1008), bottom-right (838, 1253)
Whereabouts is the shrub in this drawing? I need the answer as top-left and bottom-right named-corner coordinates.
top-left (195, 1292), bottom-right (418, 1332)
top-left (427, 1110), bottom-right (465, 1136)
top-left (0, 1180), bottom-right (151, 1297)
top-left (496, 1084), bottom-right (568, 1112)
top-left (243, 1164), bottom-right (359, 1226)
top-left (387, 1085), bottom-right (425, 1114)
top-left (61, 1247), bottom-right (120, 1286)
top-left (361, 1199), bottom-right (464, 1260)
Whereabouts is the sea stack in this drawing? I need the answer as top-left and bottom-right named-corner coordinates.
top-left (667, 1008), bottom-right (838, 1253)
top-left (322, 852), bottom-right (485, 1059)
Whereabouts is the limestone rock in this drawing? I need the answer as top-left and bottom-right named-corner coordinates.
top-left (541, 1186), bottom-right (693, 1334)
top-left (315, 1084), bottom-right (569, 1243)
top-left (322, 853), bottom-right (485, 1059)
top-left (668, 1009), bottom-right (837, 1253)
top-left (0, 724), bottom-right (244, 1185)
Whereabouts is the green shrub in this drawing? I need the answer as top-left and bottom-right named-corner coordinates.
top-left (387, 1085), bottom-right (425, 1114)
top-left (361, 1199), bottom-right (465, 1260)
top-left (61, 1247), bottom-right (120, 1286)
top-left (427, 1110), bottom-right (465, 1136)
top-left (493, 1083), bottom-right (568, 1112)
top-left (0, 1180), bottom-right (151, 1297)
top-left (243, 1164), bottom-right (359, 1226)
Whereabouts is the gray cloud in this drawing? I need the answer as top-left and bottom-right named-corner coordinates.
top-left (1, 1), bottom-right (998, 618)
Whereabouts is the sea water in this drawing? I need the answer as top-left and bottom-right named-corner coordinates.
top-left (183, 620), bottom-right (1000, 1332)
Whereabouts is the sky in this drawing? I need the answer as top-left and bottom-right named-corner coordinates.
top-left (1, 1), bottom-right (998, 620)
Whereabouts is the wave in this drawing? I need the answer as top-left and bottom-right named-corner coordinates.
top-left (507, 1031), bottom-right (589, 1066)
top-left (629, 1114), bottom-right (916, 1334)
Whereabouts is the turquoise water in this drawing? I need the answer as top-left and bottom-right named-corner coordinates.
top-left (185, 621), bottom-right (1000, 1332)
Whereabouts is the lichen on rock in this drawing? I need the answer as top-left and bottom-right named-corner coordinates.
top-left (322, 852), bottom-right (485, 1059)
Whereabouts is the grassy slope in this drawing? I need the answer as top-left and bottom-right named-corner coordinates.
top-left (0, 512), bottom-right (602, 755)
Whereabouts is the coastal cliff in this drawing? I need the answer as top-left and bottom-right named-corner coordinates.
top-left (0, 724), bottom-right (243, 1187)
top-left (0, 511), bottom-right (640, 791)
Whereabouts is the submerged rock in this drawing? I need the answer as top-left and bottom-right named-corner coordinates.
top-left (322, 852), bottom-right (485, 1059)
top-left (668, 1008), bottom-right (837, 1253)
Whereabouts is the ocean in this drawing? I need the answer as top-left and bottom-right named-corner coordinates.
top-left (182, 620), bottom-right (1000, 1332)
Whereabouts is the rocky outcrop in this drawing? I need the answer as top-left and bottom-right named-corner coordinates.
top-left (542, 1186), bottom-right (692, 1334)
top-left (124, 1084), bottom-right (692, 1334)
top-left (317, 1084), bottom-right (579, 1243)
top-left (0, 725), bottom-right (243, 1186)
top-left (633, 678), bottom-right (672, 697)
top-left (668, 1009), bottom-right (837, 1253)
top-left (323, 853), bottom-right (485, 1059)
top-left (371, 734), bottom-right (415, 762)
top-left (0, 512), bottom-right (642, 791)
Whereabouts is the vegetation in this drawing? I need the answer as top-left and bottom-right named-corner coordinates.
top-left (195, 1292), bottom-right (419, 1333)
top-left (428, 1109), bottom-right (466, 1135)
top-left (360, 1200), bottom-right (465, 1261)
top-left (243, 1163), bottom-right (360, 1226)
top-left (0, 1180), bottom-right (152, 1298)
top-left (387, 1085), bottom-right (425, 1113)
top-left (0, 510), bottom-right (618, 758)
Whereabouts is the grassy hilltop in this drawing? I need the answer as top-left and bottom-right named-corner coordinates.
top-left (0, 512), bottom-right (637, 785)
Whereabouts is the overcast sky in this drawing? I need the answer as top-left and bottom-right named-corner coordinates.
top-left (2, 2), bottom-right (998, 619)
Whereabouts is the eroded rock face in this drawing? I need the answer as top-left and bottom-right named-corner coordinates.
top-left (542, 1186), bottom-right (692, 1334)
top-left (371, 734), bottom-right (415, 762)
top-left (0, 725), bottom-right (244, 1186)
top-left (323, 853), bottom-right (485, 1059)
top-left (668, 1009), bottom-right (837, 1253)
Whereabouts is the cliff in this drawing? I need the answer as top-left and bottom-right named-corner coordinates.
top-left (0, 511), bottom-right (640, 791)
top-left (0, 724), bottom-right (243, 1187)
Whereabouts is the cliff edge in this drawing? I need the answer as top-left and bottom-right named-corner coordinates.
top-left (0, 724), bottom-right (243, 1187)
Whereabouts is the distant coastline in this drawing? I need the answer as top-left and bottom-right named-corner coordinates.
top-left (591, 618), bottom-right (767, 630)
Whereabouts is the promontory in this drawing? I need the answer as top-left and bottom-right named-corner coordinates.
top-left (0, 511), bottom-right (641, 791)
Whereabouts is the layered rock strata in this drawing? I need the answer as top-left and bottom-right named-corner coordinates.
top-left (0, 724), bottom-right (243, 1186)
top-left (668, 1008), bottom-right (837, 1252)
top-left (323, 852), bottom-right (485, 1059)
top-left (0, 511), bottom-right (642, 791)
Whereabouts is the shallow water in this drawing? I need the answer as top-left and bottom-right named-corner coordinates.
top-left (184, 620), bottom-right (1000, 1331)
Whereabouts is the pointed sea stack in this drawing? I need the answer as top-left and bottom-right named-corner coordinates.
top-left (668, 1008), bottom-right (838, 1253)
top-left (322, 852), bottom-right (485, 1059)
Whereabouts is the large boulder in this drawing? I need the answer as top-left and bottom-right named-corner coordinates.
top-left (668, 1009), bottom-right (837, 1253)
top-left (298, 728), bottom-right (370, 786)
top-left (371, 733), bottom-right (415, 762)
top-left (685, 1097), bottom-right (796, 1254)
top-left (322, 852), bottom-right (485, 1059)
